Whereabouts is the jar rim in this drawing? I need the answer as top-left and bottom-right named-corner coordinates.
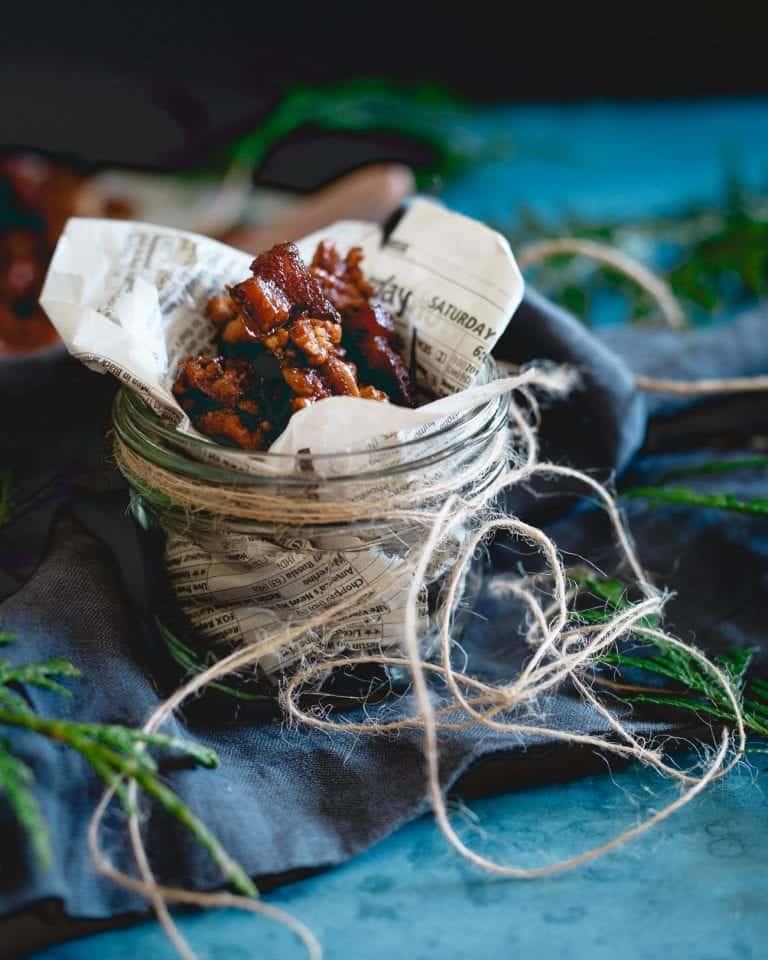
top-left (113, 357), bottom-right (509, 485)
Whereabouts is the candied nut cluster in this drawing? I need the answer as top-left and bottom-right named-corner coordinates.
top-left (173, 240), bottom-right (415, 451)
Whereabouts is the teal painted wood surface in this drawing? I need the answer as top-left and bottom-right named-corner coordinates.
top-left (440, 99), bottom-right (768, 226)
top-left (29, 759), bottom-right (768, 959)
top-left (24, 98), bottom-right (768, 959)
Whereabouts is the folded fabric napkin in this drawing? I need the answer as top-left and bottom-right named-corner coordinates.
top-left (1, 292), bottom-right (766, 943)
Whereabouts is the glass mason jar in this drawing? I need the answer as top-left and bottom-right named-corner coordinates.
top-left (112, 359), bottom-right (510, 711)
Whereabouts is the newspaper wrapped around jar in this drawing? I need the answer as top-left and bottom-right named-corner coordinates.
top-left (40, 200), bottom-right (566, 681)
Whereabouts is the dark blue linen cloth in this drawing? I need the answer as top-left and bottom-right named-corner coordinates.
top-left (0, 292), bottom-right (766, 940)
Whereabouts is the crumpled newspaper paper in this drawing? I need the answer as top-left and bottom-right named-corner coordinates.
top-left (40, 199), bottom-right (529, 675)
top-left (41, 199), bottom-right (524, 452)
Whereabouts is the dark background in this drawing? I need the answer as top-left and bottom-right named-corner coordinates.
top-left (1, 3), bottom-right (765, 171)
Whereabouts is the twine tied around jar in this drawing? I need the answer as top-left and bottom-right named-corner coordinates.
top-left (112, 414), bottom-right (512, 526)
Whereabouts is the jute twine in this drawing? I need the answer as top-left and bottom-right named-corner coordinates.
top-left (114, 366), bottom-right (574, 529)
top-left (114, 425), bottom-right (510, 526)
top-left (518, 237), bottom-right (688, 330)
top-left (88, 241), bottom-right (768, 960)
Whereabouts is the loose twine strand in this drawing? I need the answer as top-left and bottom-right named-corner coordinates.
top-left (517, 237), bottom-right (688, 331)
top-left (90, 240), bottom-right (766, 960)
top-left (635, 373), bottom-right (768, 395)
top-left (519, 235), bottom-right (768, 397)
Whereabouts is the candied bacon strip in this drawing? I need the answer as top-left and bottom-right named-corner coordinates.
top-left (229, 276), bottom-right (292, 337)
top-left (343, 304), bottom-right (415, 407)
top-left (321, 354), bottom-right (361, 397)
top-left (230, 242), bottom-right (339, 339)
top-left (251, 242), bottom-right (339, 322)
top-left (309, 242), bottom-right (414, 406)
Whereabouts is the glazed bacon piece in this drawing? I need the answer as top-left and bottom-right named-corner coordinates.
top-left (230, 242), bottom-right (338, 338)
top-left (308, 244), bottom-right (414, 407)
top-left (172, 240), bottom-right (415, 450)
top-left (343, 304), bottom-right (415, 408)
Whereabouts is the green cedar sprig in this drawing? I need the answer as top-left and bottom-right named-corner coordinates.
top-left (620, 455), bottom-right (768, 518)
top-left (0, 633), bottom-right (256, 895)
top-left (157, 619), bottom-right (271, 703)
top-left (573, 579), bottom-right (768, 737)
top-left (624, 486), bottom-right (768, 517)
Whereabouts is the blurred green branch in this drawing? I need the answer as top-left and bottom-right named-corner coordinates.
top-left (499, 173), bottom-right (768, 327)
top-left (221, 78), bottom-right (513, 190)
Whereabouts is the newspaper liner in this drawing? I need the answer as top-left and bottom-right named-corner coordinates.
top-left (41, 200), bottom-right (525, 675)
